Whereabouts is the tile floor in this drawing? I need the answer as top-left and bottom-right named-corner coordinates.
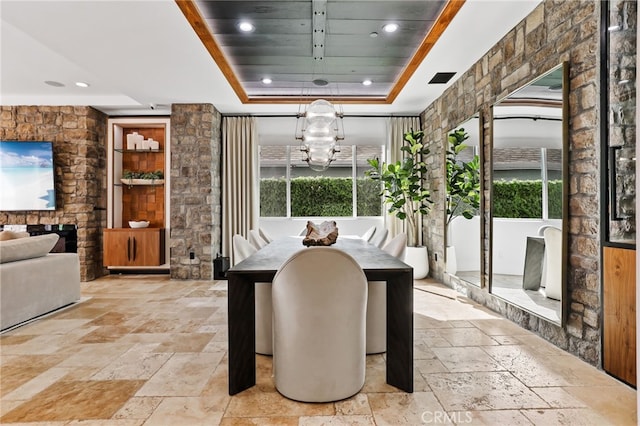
top-left (0, 275), bottom-right (636, 425)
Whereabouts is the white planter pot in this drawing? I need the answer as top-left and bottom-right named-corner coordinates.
top-left (403, 246), bottom-right (429, 279)
top-left (445, 245), bottom-right (457, 275)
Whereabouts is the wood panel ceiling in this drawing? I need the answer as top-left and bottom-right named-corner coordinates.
top-left (177, 0), bottom-right (464, 104)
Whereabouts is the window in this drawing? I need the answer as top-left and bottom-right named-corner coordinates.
top-left (259, 144), bottom-right (383, 217)
top-left (492, 147), bottom-right (561, 219)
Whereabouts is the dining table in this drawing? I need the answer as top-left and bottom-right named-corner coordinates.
top-left (225, 235), bottom-right (414, 395)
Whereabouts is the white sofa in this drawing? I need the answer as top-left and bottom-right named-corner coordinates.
top-left (0, 233), bottom-right (81, 331)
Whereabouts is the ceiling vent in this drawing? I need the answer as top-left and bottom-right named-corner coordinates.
top-left (428, 72), bottom-right (456, 84)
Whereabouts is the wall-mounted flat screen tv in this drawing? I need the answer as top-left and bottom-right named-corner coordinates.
top-left (0, 141), bottom-right (56, 211)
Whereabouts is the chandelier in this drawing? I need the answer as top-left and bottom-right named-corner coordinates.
top-left (295, 99), bottom-right (344, 171)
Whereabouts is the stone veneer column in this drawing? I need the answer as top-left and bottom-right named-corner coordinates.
top-left (421, 0), bottom-right (601, 365)
top-left (0, 106), bottom-right (107, 281)
top-left (169, 104), bottom-right (222, 279)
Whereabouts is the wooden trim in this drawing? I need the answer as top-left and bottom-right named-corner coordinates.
top-left (497, 98), bottom-right (563, 108)
top-left (245, 96), bottom-right (388, 105)
top-left (387, 0), bottom-right (466, 103)
top-left (176, 0), bottom-right (464, 105)
top-left (174, 0), bottom-right (249, 103)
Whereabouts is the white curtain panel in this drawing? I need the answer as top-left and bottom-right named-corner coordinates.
top-left (387, 116), bottom-right (422, 245)
top-left (222, 116), bottom-right (259, 263)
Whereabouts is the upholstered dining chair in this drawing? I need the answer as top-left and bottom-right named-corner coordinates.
top-left (232, 234), bottom-right (273, 355)
top-left (366, 232), bottom-right (407, 354)
top-left (360, 225), bottom-right (376, 242)
top-left (249, 229), bottom-right (268, 249)
top-left (232, 234), bottom-right (256, 265)
top-left (258, 227), bottom-right (274, 243)
top-left (370, 227), bottom-right (389, 248)
top-left (272, 247), bottom-right (368, 402)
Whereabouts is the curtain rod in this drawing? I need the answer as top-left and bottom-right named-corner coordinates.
top-left (221, 114), bottom-right (420, 118)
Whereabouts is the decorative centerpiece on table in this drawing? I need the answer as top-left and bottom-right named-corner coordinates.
top-left (302, 220), bottom-right (338, 246)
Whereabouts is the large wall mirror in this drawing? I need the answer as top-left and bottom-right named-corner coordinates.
top-left (490, 62), bottom-right (569, 325)
top-left (446, 114), bottom-right (482, 287)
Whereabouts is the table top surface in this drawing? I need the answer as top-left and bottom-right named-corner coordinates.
top-left (228, 236), bottom-right (411, 274)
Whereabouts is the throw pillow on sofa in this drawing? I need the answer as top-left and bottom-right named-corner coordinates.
top-left (0, 230), bottom-right (30, 241)
top-left (0, 233), bottom-right (59, 264)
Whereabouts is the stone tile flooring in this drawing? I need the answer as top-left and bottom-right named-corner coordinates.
top-left (0, 275), bottom-right (636, 425)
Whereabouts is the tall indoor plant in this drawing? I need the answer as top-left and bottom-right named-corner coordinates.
top-left (445, 127), bottom-right (480, 273)
top-left (366, 129), bottom-right (432, 277)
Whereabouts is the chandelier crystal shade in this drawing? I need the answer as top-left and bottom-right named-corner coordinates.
top-left (296, 99), bottom-right (344, 171)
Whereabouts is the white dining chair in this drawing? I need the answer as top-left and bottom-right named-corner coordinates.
top-left (361, 225), bottom-right (376, 242)
top-left (366, 232), bottom-right (407, 354)
top-left (232, 234), bottom-right (256, 265)
top-left (249, 229), bottom-right (268, 249)
top-left (232, 234), bottom-right (273, 355)
top-left (272, 247), bottom-right (367, 402)
top-left (370, 227), bottom-right (388, 248)
top-left (259, 228), bottom-right (274, 243)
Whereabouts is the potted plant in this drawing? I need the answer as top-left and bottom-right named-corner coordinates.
top-left (366, 129), bottom-right (432, 278)
top-left (121, 170), bottom-right (164, 186)
top-left (445, 128), bottom-right (480, 274)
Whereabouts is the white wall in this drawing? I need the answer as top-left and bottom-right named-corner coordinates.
top-left (492, 218), bottom-right (562, 275)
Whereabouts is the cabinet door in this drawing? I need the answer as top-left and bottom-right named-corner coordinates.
top-left (104, 229), bottom-right (164, 267)
top-left (603, 246), bottom-right (636, 386)
top-left (103, 230), bottom-right (134, 266)
top-left (129, 230), bottom-right (161, 266)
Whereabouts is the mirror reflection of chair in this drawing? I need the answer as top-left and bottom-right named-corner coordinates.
top-left (366, 232), bottom-right (407, 354)
top-left (370, 227), bottom-right (388, 248)
top-left (232, 234), bottom-right (273, 355)
top-left (542, 226), bottom-right (562, 300)
top-left (361, 226), bottom-right (376, 242)
top-left (272, 247), bottom-right (367, 402)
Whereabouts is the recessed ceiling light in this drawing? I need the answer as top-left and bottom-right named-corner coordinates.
top-left (262, 77), bottom-right (272, 85)
top-left (362, 79), bottom-right (373, 86)
top-left (369, 32), bottom-right (378, 38)
top-left (382, 23), bottom-right (398, 33)
top-left (44, 80), bottom-right (65, 87)
top-left (238, 21), bottom-right (255, 32)
top-left (75, 81), bottom-right (90, 88)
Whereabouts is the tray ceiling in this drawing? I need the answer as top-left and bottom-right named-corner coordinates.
top-left (180, 0), bottom-right (459, 103)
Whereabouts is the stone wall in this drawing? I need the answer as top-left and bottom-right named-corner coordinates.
top-left (606, 0), bottom-right (636, 241)
top-left (420, 0), bottom-right (602, 365)
top-left (0, 106), bottom-right (108, 281)
top-left (169, 104), bottom-right (222, 279)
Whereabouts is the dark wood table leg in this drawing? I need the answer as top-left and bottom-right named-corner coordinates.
top-left (227, 274), bottom-right (256, 395)
top-left (386, 270), bottom-right (414, 392)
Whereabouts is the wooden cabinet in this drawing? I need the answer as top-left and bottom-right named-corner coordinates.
top-left (603, 246), bottom-right (636, 386)
top-left (103, 228), bottom-right (165, 267)
top-left (106, 118), bottom-right (170, 268)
